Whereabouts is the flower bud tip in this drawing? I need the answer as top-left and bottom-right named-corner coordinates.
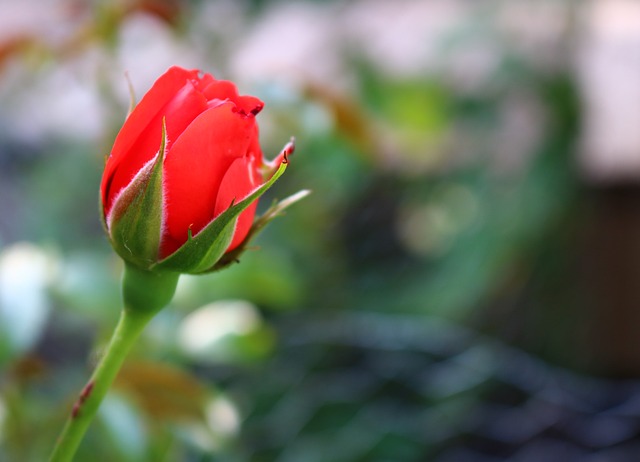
top-left (250, 103), bottom-right (264, 116)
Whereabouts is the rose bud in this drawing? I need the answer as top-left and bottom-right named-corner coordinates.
top-left (100, 66), bottom-right (298, 274)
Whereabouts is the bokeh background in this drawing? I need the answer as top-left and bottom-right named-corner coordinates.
top-left (3, 0), bottom-right (640, 460)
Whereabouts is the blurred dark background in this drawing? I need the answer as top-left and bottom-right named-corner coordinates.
top-left (3, 0), bottom-right (640, 460)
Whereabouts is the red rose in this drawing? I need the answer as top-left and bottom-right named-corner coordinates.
top-left (100, 66), bottom-right (292, 273)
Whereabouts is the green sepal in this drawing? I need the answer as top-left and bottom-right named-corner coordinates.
top-left (153, 161), bottom-right (289, 274)
top-left (99, 189), bottom-right (108, 233)
top-left (107, 121), bottom-right (167, 270)
top-left (212, 189), bottom-right (311, 272)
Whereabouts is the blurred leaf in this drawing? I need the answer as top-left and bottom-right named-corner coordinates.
top-left (53, 252), bottom-right (121, 322)
top-left (23, 142), bottom-right (103, 249)
top-left (304, 83), bottom-right (375, 158)
top-left (115, 361), bottom-right (210, 422)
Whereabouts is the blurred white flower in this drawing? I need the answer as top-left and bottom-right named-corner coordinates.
top-left (2, 56), bottom-right (107, 141)
top-left (0, 242), bottom-right (58, 354)
top-left (0, 0), bottom-right (109, 142)
top-left (115, 12), bottom-right (203, 99)
top-left (498, 0), bottom-right (570, 65)
top-left (178, 394), bottom-right (240, 451)
top-left (99, 393), bottom-right (147, 460)
top-left (577, 0), bottom-right (640, 182)
top-left (0, 0), bottom-right (81, 45)
top-left (344, 0), bottom-right (464, 78)
top-left (177, 299), bottom-right (261, 356)
top-left (205, 395), bottom-right (240, 437)
top-left (229, 2), bottom-right (345, 88)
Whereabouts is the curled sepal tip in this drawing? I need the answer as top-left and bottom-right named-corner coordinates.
top-left (213, 189), bottom-right (311, 272)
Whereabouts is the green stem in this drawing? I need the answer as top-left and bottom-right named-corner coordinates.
top-left (48, 308), bottom-right (150, 462)
top-left (48, 264), bottom-right (179, 462)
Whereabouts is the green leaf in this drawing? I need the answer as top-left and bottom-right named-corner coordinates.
top-left (108, 121), bottom-right (167, 269)
top-left (154, 161), bottom-right (289, 274)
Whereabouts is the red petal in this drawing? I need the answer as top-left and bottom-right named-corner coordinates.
top-left (214, 156), bottom-right (261, 252)
top-left (237, 95), bottom-right (264, 116)
top-left (101, 67), bottom-right (207, 215)
top-left (161, 102), bottom-right (258, 257)
top-left (191, 71), bottom-right (215, 92)
top-left (202, 80), bottom-right (239, 101)
top-left (202, 80), bottom-right (264, 115)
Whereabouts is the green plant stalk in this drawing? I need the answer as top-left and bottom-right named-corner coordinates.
top-left (49, 264), bottom-right (179, 462)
